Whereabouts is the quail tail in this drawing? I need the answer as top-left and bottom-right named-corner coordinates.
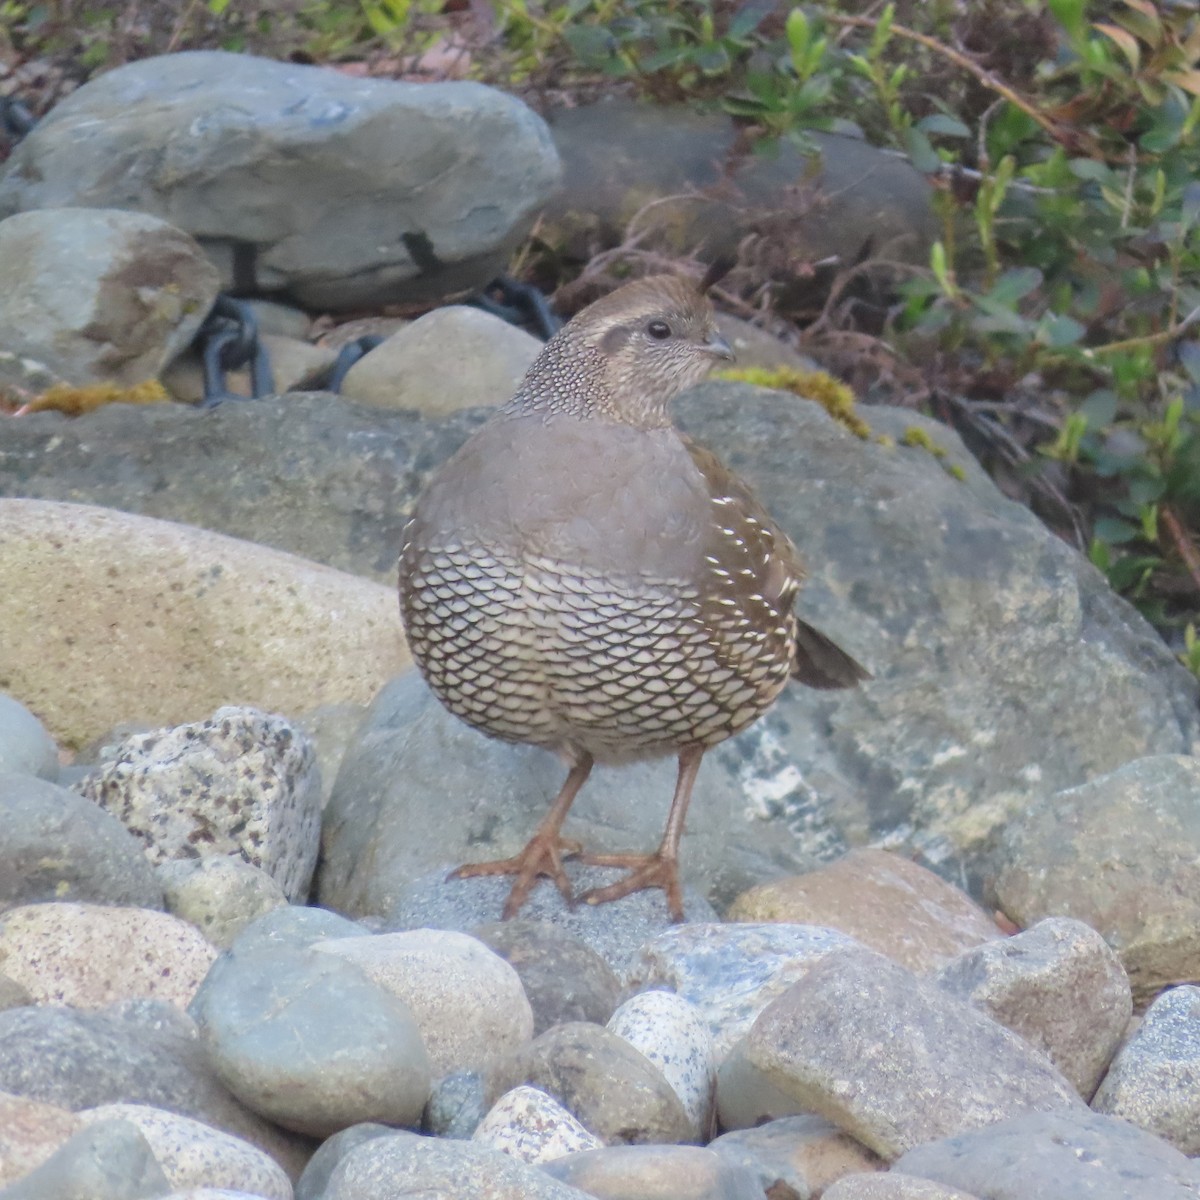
top-left (578, 744), bottom-right (705, 923)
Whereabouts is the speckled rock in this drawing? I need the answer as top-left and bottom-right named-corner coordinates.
top-left (0, 1117), bottom-right (172, 1200)
top-left (0, 1000), bottom-right (309, 1177)
top-left (77, 1104), bottom-right (292, 1200)
top-left (423, 1070), bottom-right (489, 1139)
top-left (823, 1175), bottom-right (982, 1200)
top-left (727, 849), bottom-right (1002, 973)
top-left (294, 1124), bottom-right (395, 1200)
top-left (492, 1021), bottom-right (691, 1146)
top-left (0, 499), bottom-right (409, 752)
top-left (0, 1092), bottom-right (85, 1188)
top-left (0, 772), bottom-right (163, 911)
top-left (626, 922), bottom-right (856, 1058)
top-left (708, 1115), bottom-right (884, 1198)
top-left (607, 990), bottom-right (715, 1140)
top-left (1092, 984), bottom-right (1200, 1154)
top-left (0, 207), bottom-right (219, 387)
top-left (473, 1086), bottom-right (602, 1164)
top-left (313, 929), bottom-right (533, 1078)
top-left (742, 945), bottom-right (1084, 1158)
top-left (935, 916), bottom-right (1131, 1098)
top-left (0, 902), bottom-right (218, 1009)
top-left (0, 693), bottom-right (59, 781)
top-left (543, 1145), bottom-right (764, 1200)
top-left (892, 1108), bottom-right (1200, 1198)
top-left (158, 858), bottom-right (289, 950)
top-left (995, 755), bottom-right (1200, 1004)
top-left (190, 937), bottom-right (432, 1138)
top-left (79, 707), bottom-right (322, 903)
top-left (472, 920), bottom-right (621, 1034)
top-left (321, 1129), bottom-right (593, 1200)
top-left (341, 306), bottom-right (540, 414)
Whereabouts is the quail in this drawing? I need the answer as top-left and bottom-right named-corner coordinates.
top-left (398, 274), bottom-right (868, 921)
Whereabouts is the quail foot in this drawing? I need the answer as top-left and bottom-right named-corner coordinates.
top-left (399, 275), bottom-right (868, 921)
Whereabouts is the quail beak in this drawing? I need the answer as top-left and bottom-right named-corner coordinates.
top-left (703, 332), bottom-right (735, 362)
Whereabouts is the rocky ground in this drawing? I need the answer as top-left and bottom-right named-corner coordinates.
top-left (1, 45), bottom-right (1200, 1200)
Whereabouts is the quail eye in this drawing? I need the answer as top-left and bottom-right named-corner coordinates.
top-left (647, 320), bottom-right (672, 340)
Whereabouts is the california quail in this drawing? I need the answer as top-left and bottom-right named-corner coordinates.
top-left (399, 275), bottom-right (868, 921)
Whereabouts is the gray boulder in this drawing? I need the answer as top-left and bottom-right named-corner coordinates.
top-left (0, 208), bottom-right (218, 386)
top-left (0, 693), bottom-right (59, 781)
top-left (0, 51), bottom-right (561, 310)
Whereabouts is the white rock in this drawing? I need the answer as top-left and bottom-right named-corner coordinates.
top-left (473, 1086), bottom-right (602, 1164)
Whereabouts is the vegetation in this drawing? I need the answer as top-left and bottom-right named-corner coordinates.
top-left (1, 0), bottom-right (1199, 656)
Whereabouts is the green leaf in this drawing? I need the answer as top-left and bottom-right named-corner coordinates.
top-left (1068, 158), bottom-right (1116, 184)
top-left (917, 113), bottom-right (970, 138)
top-left (988, 266), bottom-right (1043, 306)
top-left (904, 126), bottom-right (940, 174)
top-left (728, 0), bottom-right (771, 40)
top-left (1036, 312), bottom-right (1087, 347)
top-left (1094, 516), bottom-right (1142, 545)
top-left (563, 24), bottom-right (616, 65)
top-left (208, 0), bottom-right (233, 13)
top-left (1080, 389), bottom-right (1119, 427)
top-left (1046, 0), bottom-right (1087, 42)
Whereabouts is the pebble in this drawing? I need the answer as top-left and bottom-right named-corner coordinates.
top-left (313, 929), bottom-right (533, 1078)
top-left (493, 1020), bottom-right (691, 1146)
top-left (0, 771), bottom-right (163, 911)
top-left (158, 858), bottom-right (289, 950)
top-left (294, 1124), bottom-right (396, 1200)
top-left (473, 1085), bottom-right (602, 1164)
top-left (77, 1103), bottom-right (292, 1199)
top-left (1092, 984), bottom-right (1200, 1154)
top-left (713, 1038), bottom-right (811, 1129)
top-left (823, 1175), bottom-right (982, 1199)
top-left (708, 1114), bottom-right (884, 1197)
top-left (543, 1145), bottom-right (764, 1200)
top-left (423, 1070), bottom-right (489, 1139)
top-left (607, 990), bottom-right (716, 1140)
top-left (79, 707), bottom-right (322, 903)
top-left (189, 939), bottom-right (431, 1137)
top-left (727, 849), bottom-right (1002, 973)
top-left (0, 692), bottom-right (59, 780)
top-left (0, 1092), bottom-right (85, 1188)
top-left (893, 1108), bottom-right (1200, 1198)
top-left (472, 919), bottom-right (621, 1034)
top-left (741, 944), bottom-right (1084, 1158)
top-left (0, 901), bottom-right (218, 1009)
top-left (935, 915), bottom-right (1131, 1098)
top-left (626, 921), bottom-right (857, 1058)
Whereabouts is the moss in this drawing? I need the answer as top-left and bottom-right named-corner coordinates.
top-left (22, 378), bottom-right (170, 417)
top-left (901, 424), bottom-right (967, 481)
top-left (717, 365), bottom-right (871, 439)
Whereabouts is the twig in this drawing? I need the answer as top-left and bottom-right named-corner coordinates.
top-left (1081, 305), bottom-right (1200, 358)
top-left (1161, 504), bottom-right (1200, 597)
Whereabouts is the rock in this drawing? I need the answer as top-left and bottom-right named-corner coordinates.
top-left (0, 975), bottom-right (32, 1010)
top-left (542, 100), bottom-right (936, 271)
top-left (423, 1071), bottom-right (489, 1139)
top-left (892, 1108), bottom-right (1200, 1198)
top-left (245, 301), bottom-right (313, 341)
top-left (493, 1021), bottom-right (691, 1146)
top-left (0, 51), bottom-right (561, 310)
top-left (0, 902), bottom-right (218, 1009)
top-left (312, 929), bottom-right (534, 1079)
top-left (713, 1038), bottom-right (811, 1130)
top-left (473, 1086), bottom-right (602, 1164)
top-left (471, 920), bottom-right (622, 1034)
top-left (741, 945), bottom-right (1084, 1159)
top-left (341, 306), bottom-right (540, 414)
top-left (995, 755), bottom-right (1200, 1003)
top-left (78, 707), bottom-right (322, 903)
top-left (626, 922), bottom-right (856, 1058)
top-left (295, 1124), bottom-right (395, 1200)
top-left (0, 499), bottom-right (407, 751)
top-left (226, 904), bottom-right (367, 953)
top-left (162, 335), bottom-right (337, 405)
top-left (1092, 984), bottom-right (1200, 1154)
top-left (0, 1117), bottom-right (172, 1200)
top-left (190, 938), bottom-right (431, 1137)
top-left (713, 314), bottom-right (820, 374)
top-left (607, 991), bottom-right (715, 1140)
top-left (0, 772), bottom-right (163, 911)
top-left (294, 702), bottom-right (369, 810)
top-left (709, 1115), bottom-right (884, 1199)
top-left (158, 858), bottom-right (289, 950)
top-left (77, 1104), bottom-right (291, 1200)
top-left (935, 916), bottom-right (1131, 1098)
top-left (823, 1176), bottom-right (982, 1200)
top-left (4, 387), bottom-right (1194, 901)
top-left (341, 856), bottom-right (715, 979)
top-left (322, 1130), bottom-right (594, 1199)
top-left (727, 849), bottom-right (1002, 974)
top-left (0, 693), bottom-right (59, 781)
top-left (0, 1092), bottom-right (85, 1188)
top-left (0, 1000), bottom-right (308, 1177)
top-left (0, 208), bottom-right (218, 387)
top-left (543, 1145), bottom-right (764, 1200)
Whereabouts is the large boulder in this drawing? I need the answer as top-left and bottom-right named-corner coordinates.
top-left (0, 51), bottom-right (562, 310)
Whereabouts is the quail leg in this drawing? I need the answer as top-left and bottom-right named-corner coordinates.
top-left (578, 744), bottom-right (704, 922)
top-left (451, 753), bottom-right (594, 919)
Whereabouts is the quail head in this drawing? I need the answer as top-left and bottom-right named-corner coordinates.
top-left (399, 274), bottom-right (868, 921)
